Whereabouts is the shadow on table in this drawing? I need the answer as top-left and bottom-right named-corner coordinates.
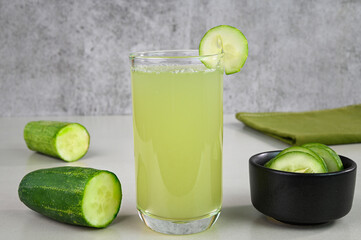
top-left (25, 149), bottom-right (103, 171)
top-left (20, 210), bottom-right (148, 240)
top-left (0, 148), bottom-right (30, 167)
top-left (26, 153), bottom-right (71, 172)
top-left (17, 206), bottom-right (350, 239)
top-left (218, 205), bottom-right (344, 238)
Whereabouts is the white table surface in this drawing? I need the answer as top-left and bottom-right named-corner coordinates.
top-left (0, 114), bottom-right (360, 240)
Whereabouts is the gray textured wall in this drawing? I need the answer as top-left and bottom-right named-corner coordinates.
top-left (0, 0), bottom-right (360, 117)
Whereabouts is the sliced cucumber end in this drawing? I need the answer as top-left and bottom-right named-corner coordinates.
top-left (55, 123), bottom-right (90, 162)
top-left (82, 172), bottom-right (122, 228)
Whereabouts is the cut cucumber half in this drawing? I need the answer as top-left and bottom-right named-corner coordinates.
top-left (268, 151), bottom-right (328, 173)
top-left (18, 167), bottom-right (122, 228)
top-left (199, 25), bottom-right (248, 75)
top-left (302, 143), bottom-right (343, 172)
top-left (24, 121), bottom-right (90, 162)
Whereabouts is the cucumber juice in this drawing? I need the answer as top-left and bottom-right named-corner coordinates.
top-left (131, 64), bottom-right (223, 221)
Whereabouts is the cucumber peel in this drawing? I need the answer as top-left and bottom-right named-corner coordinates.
top-left (199, 25), bottom-right (248, 75)
top-left (24, 121), bottom-right (90, 162)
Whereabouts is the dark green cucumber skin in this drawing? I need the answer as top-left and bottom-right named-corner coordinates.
top-left (18, 167), bottom-right (122, 228)
top-left (24, 121), bottom-right (71, 159)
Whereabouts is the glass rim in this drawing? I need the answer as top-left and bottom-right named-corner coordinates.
top-left (129, 49), bottom-right (223, 59)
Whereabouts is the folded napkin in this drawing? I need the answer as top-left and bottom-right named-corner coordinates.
top-left (236, 104), bottom-right (361, 145)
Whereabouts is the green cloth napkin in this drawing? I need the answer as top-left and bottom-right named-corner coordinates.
top-left (236, 104), bottom-right (361, 146)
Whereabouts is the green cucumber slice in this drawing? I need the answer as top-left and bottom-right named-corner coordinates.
top-left (24, 121), bottom-right (90, 162)
top-left (279, 146), bottom-right (325, 164)
top-left (265, 146), bottom-right (328, 172)
top-left (199, 25), bottom-right (248, 75)
top-left (302, 143), bottom-right (343, 172)
top-left (268, 151), bottom-right (328, 173)
top-left (18, 167), bottom-right (122, 228)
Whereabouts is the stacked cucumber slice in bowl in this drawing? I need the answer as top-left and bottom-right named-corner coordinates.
top-left (265, 143), bottom-right (344, 173)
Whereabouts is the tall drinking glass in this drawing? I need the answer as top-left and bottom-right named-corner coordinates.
top-left (129, 50), bottom-right (224, 235)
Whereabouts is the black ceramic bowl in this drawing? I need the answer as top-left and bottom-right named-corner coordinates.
top-left (249, 151), bottom-right (357, 224)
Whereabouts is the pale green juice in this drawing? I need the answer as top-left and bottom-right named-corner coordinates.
top-left (131, 64), bottom-right (223, 221)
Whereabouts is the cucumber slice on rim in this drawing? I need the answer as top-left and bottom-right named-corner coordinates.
top-left (302, 143), bottom-right (343, 172)
top-left (199, 25), bottom-right (248, 75)
top-left (268, 151), bottom-right (328, 173)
